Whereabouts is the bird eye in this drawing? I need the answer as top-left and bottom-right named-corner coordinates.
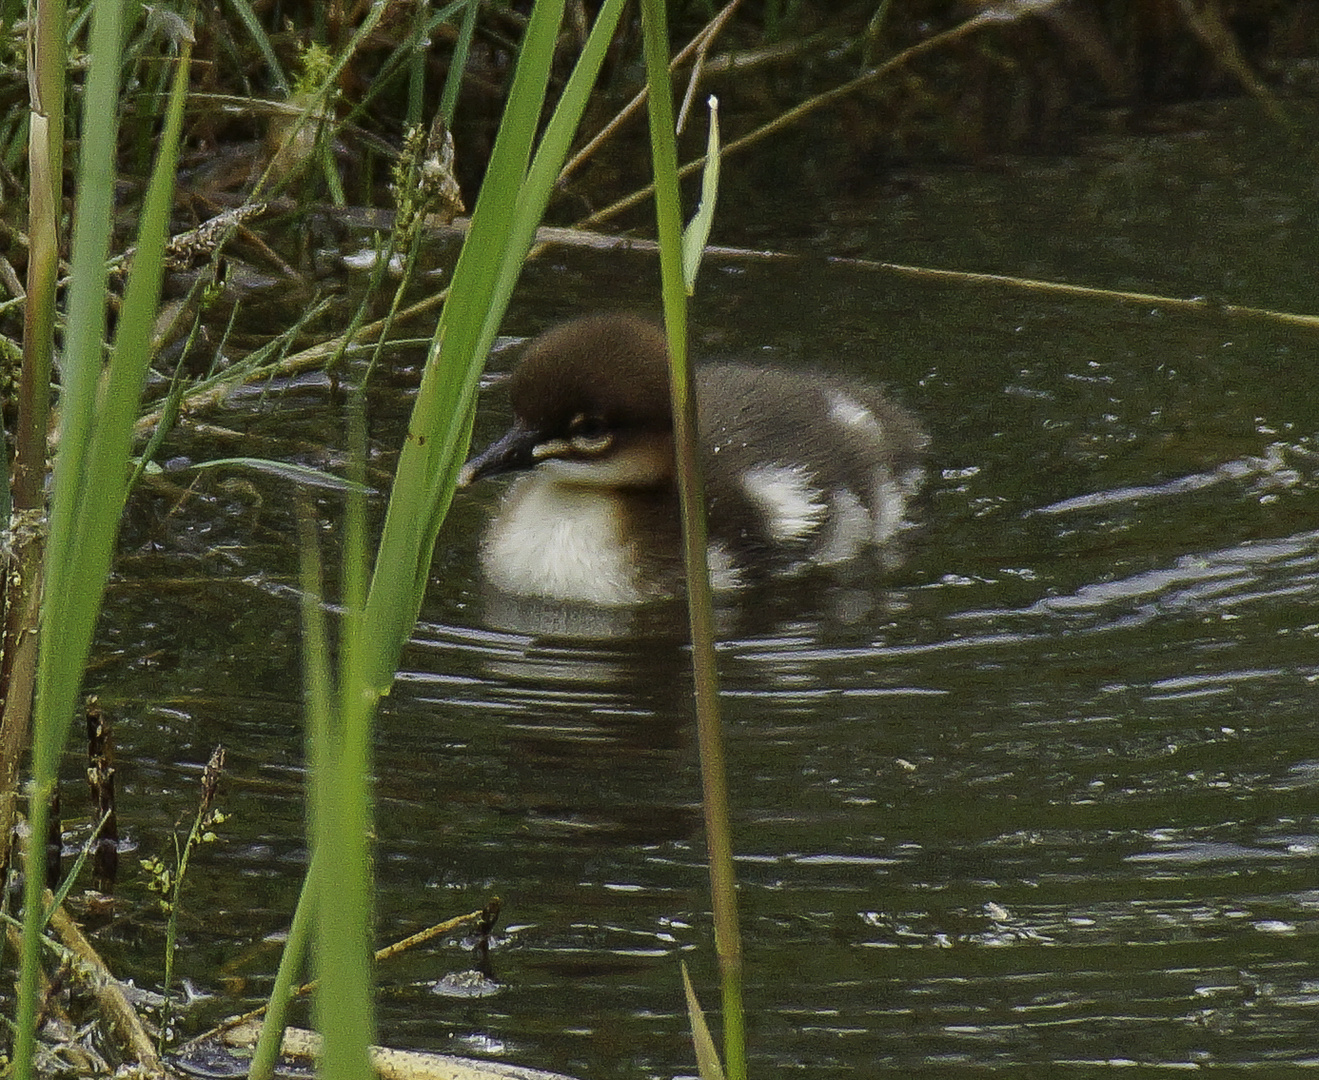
top-left (566, 413), bottom-right (613, 456)
top-left (569, 413), bottom-right (607, 439)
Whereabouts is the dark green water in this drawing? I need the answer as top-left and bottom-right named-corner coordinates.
top-left (83, 101), bottom-right (1319, 1077)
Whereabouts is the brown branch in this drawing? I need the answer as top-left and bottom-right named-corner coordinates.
top-left (47, 904), bottom-right (165, 1076)
top-left (579, 7), bottom-right (1009, 230)
top-left (559, 0), bottom-right (743, 184)
top-left (1174, 0), bottom-right (1291, 129)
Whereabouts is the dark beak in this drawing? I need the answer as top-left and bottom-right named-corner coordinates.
top-left (459, 421), bottom-right (541, 488)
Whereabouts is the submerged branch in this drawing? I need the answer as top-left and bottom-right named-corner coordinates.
top-left (46, 904), bottom-right (164, 1076)
top-left (123, 1), bottom-right (1311, 446)
top-left (186, 904), bottom-right (490, 1045)
top-left (213, 1020), bottom-right (581, 1080)
top-left (131, 211), bottom-right (1319, 443)
top-left (518, 223), bottom-right (1319, 335)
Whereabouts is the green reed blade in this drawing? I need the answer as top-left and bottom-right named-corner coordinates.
top-left (640, 1), bottom-right (746, 1076)
top-left (359, 0), bottom-right (626, 694)
top-left (682, 95), bottom-right (722, 294)
top-left (15, 5), bottom-right (192, 1076)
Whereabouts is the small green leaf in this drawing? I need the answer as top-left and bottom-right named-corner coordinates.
top-left (188, 457), bottom-right (371, 493)
top-left (681, 95), bottom-right (721, 295)
top-left (681, 961), bottom-right (727, 1080)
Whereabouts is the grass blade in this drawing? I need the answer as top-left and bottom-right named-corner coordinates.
top-left (356, 0), bottom-right (566, 693)
top-left (253, 5), bottom-right (628, 1075)
top-left (640, 1), bottom-right (746, 1077)
top-left (186, 458), bottom-right (370, 493)
top-left (358, 0), bottom-right (626, 694)
top-left (682, 95), bottom-right (721, 293)
top-left (222, 0), bottom-right (287, 92)
top-left (16, 6), bottom-right (191, 1076)
top-left (298, 497), bottom-right (375, 1080)
top-left (682, 962), bottom-right (728, 1080)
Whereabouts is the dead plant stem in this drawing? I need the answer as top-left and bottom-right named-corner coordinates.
top-left (560, 0), bottom-right (741, 182)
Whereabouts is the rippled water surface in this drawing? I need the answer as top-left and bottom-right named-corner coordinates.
top-left (91, 102), bottom-right (1319, 1076)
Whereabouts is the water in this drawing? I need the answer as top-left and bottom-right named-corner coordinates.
top-left (81, 101), bottom-right (1319, 1076)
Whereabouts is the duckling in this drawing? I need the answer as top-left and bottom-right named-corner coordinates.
top-left (459, 314), bottom-right (926, 606)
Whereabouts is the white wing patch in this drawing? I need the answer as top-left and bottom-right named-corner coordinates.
top-left (741, 464), bottom-right (827, 543)
top-left (828, 390), bottom-right (884, 439)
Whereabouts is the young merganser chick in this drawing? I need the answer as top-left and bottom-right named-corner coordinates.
top-left (459, 314), bottom-right (926, 606)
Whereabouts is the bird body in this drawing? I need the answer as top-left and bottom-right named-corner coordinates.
top-left (460, 315), bottom-right (926, 606)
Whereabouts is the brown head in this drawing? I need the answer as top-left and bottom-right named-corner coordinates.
top-left (460, 314), bottom-right (676, 490)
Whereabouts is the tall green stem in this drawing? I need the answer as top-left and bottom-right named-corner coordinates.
top-left (14, 0), bottom-right (121, 1068)
top-left (14, 0), bottom-right (191, 1070)
top-left (639, 2), bottom-right (745, 1077)
top-left (260, 5), bottom-right (627, 1076)
top-left (0, 0), bottom-right (65, 884)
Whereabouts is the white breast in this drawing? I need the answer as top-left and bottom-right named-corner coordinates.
top-left (479, 474), bottom-right (645, 606)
